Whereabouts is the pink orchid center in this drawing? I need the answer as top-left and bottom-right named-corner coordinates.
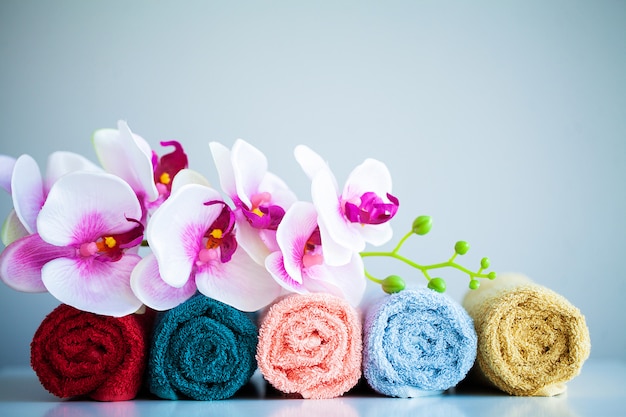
top-left (302, 227), bottom-right (324, 268)
top-left (237, 192), bottom-right (285, 231)
top-left (152, 140), bottom-right (188, 197)
top-left (76, 219), bottom-right (144, 262)
top-left (196, 201), bottom-right (238, 266)
top-left (250, 192), bottom-right (271, 215)
top-left (343, 192), bottom-right (400, 225)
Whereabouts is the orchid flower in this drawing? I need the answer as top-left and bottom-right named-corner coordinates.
top-left (209, 139), bottom-right (297, 264)
top-left (265, 201), bottom-right (366, 306)
top-left (1, 152), bottom-right (102, 245)
top-left (92, 120), bottom-right (188, 216)
top-left (130, 183), bottom-right (283, 312)
top-left (294, 145), bottom-right (399, 266)
top-left (0, 171), bottom-right (144, 316)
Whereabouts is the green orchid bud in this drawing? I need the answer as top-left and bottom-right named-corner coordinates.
top-left (382, 275), bottom-right (406, 294)
top-left (469, 279), bottom-right (480, 290)
top-left (488, 271), bottom-right (497, 280)
top-left (412, 216), bottom-right (433, 236)
top-left (454, 240), bottom-right (470, 255)
top-left (427, 277), bottom-right (446, 293)
top-left (480, 257), bottom-right (490, 269)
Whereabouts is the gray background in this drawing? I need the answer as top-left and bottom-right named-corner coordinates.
top-left (1, 1), bottom-right (624, 368)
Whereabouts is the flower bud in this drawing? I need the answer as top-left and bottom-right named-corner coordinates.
top-left (382, 275), bottom-right (406, 294)
top-left (480, 257), bottom-right (490, 269)
top-left (427, 277), bottom-right (446, 293)
top-left (469, 279), bottom-right (480, 290)
top-left (488, 271), bottom-right (497, 280)
top-left (412, 216), bottom-right (433, 236)
top-left (454, 241), bottom-right (470, 255)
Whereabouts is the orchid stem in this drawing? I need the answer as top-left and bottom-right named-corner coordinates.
top-left (360, 219), bottom-right (495, 293)
top-left (364, 268), bottom-right (383, 284)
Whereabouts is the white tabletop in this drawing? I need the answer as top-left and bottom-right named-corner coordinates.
top-left (0, 359), bottom-right (624, 417)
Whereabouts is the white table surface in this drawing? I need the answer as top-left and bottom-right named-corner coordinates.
top-left (0, 360), bottom-right (624, 417)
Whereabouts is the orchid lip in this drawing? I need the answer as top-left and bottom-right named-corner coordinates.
top-left (234, 195), bottom-right (285, 231)
top-left (199, 200), bottom-right (238, 263)
top-left (343, 192), bottom-right (399, 225)
top-left (302, 226), bottom-right (324, 268)
top-left (76, 217), bottom-right (144, 262)
top-left (152, 140), bottom-right (188, 195)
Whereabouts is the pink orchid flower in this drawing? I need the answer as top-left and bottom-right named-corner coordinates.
top-left (130, 184), bottom-right (282, 312)
top-left (265, 201), bottom-right (366, 306)
top-left (0, 171), bottom-right (144, 316)
top-left (92, 120), bottom-right (188, 216)
top-left (209, 139), bottom-right (297, 265)
top-left (294, 145), bottom-right (399, 266)
top-left (1, 152), bottom-right (102, 245)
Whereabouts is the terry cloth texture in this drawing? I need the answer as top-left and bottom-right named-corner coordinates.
top-left (256, 292), bottom-right (362, 399)
top-left (30, 304), bottom-right (155, 401)
top-left (148, 293), bottom-right (258, 400)
top-left (462, 273), bottom-right (591, 396)
top-left (362, 288), bottom-right (477, 397)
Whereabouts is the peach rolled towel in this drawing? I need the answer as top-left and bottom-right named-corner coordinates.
top-left (256, 292), bottom-right (362, 399)
top-left (462, 273), bottom-right (591, 396)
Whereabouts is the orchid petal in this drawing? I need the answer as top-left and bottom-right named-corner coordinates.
top-left (343, 158), bottom-right (393, 200)
top-left (265, 251), bottom-right (306, 294)
top-left (231, 139), bottom-right (268, 208)
top-left (37, 171), bottom-right (142, 247)
top-left (311, 169), bottom-right (364, 252)
top-left (258, 172), bottom-right (298, 208)
top-left (317, 220), bottom-right (354, 266)
top-left (45, 151), bottom-right (102, 191)
top-left (147, 184), bottom-right (223, 287)
top-left (303, 253), bottom-right (366, 306)
top-left (170, 168), bottom-right (211, 195)
top-left (42, 254), bottom-right (143, 316)
top-left (275, 202), bottom-right (318, 283)
top-left (0, 155), bottom-right (16, 194)
top-left (130, 253), bottom-right (196, 310)
top-left (358, 222), bottom-right (394, 246)
top-left (0, 234), bottom-right (74, 292)
top-left (294, 145), bottom-right (332, 182)
top-left (233, 211), bottom-right (272, 265)
top-left (11, 154), bottom-right (44, 234)
top-left (195, 247), bottom-right (282, 311)
top-left (209, 141), bottom-right (237, 198)
top-left (1, 210), bottom-right (29, 246)
top-left (92, 121), bottom-right (159, 202)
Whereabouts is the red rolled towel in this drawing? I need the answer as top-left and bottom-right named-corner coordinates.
top-left (30, 304), bottom-right (155, 401)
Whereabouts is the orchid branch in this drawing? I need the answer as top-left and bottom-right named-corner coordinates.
top-left (360, 215), bottom-right (496, 294)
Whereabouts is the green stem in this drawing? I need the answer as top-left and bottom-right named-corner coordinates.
top-left (391, 230), bottom-right (413, 254)
top-left (361, 248), bottom-right (492, 283)
top-left (364, 268), bottom-right (383, 284)
top-left (360, 224), bottom-right (495, 292)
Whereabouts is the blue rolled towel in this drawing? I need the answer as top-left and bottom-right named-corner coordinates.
top-left (148, 293), bottom-right (258, 400)
top-left (362, 288), bottom-right (477, 397)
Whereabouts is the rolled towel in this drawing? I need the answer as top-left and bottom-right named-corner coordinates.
top-left (256, 293), bottom-right (362, 399)
top-left (362, 288), bottom-right (477, 397)
top-left (30, 304), bottom-right (155, 401)
top-left (148, 293), bottom-right (258, 400)
top-left (462, 273), bottom-right (591, 396)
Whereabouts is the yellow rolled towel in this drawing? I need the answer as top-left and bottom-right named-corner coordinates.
top-left (462, 273), bottom-right (591, 396)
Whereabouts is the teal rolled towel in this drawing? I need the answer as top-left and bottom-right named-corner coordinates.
top-left (363, 288), bottom-right (477, 397)
top-left (148, 294), bottom-right (258, 400)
